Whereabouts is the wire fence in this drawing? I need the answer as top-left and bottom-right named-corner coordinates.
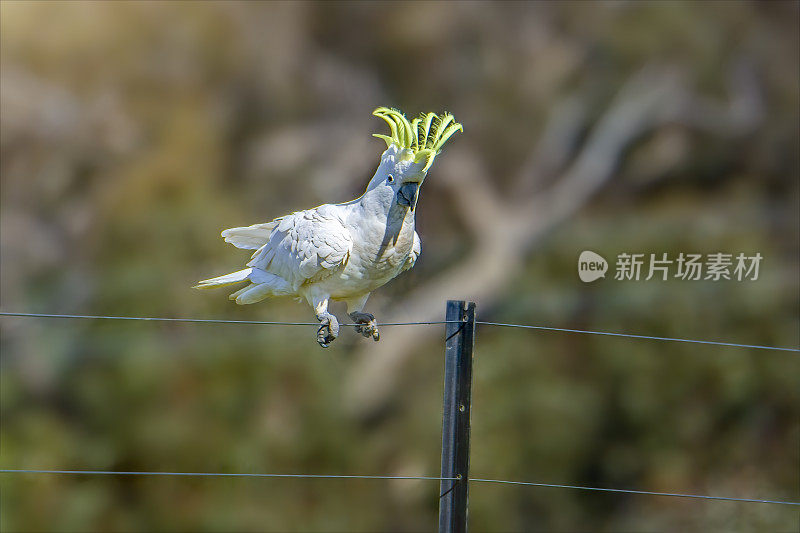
top-left (1, 469), bottom-right (797, 506)
top-left (1, 312), bottom-right (798, 352)
top-left (475, 321), bottom-right (800, 352)
top-left (1, 309), bottom-right (799, 512)
top-left (0, 469), bottom-right (454, 482)
top-left (0, 311), bottom-right (453, 327)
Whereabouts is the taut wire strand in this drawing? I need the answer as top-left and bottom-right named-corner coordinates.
top-left (0, 312), bottom-right (454, 327)
top-left (2, 470), bottom-right (795, 506)
top-left (0, 469), bottom-right (455, 481)
top-left (476, 321), bottom-right (800, 352)
top-left (2, 312), bottom-right (796, 351)
top-left (468, 478), bottom-right (800, 506)
top-left (1, 312), bottom-right (796, 352)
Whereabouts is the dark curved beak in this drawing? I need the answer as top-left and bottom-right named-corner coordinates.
top-left (397, 182), bottom-right (420, 208)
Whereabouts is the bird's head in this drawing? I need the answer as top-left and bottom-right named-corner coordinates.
top-left (365, 107), bottom-right (462, 210)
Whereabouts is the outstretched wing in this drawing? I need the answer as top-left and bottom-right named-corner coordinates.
top-left (246, 205), bottom-right (352, 290)
top-left (402, 231), bottom-right (421, 272)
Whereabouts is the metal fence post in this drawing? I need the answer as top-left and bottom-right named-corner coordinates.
top-left (439, 300), bottom-right (476, 533)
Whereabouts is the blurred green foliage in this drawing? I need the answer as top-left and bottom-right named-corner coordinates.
top-left (1, 1), bottom-right (798, 531)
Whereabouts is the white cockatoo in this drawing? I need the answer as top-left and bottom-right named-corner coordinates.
top-left (195, 107), bottom-right (462, 347)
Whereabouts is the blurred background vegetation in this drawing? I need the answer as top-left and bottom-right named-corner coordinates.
top-left (1, 1), bottom-right (798, 531)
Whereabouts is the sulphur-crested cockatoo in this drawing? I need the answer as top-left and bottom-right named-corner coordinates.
top-left (195, 107), bottom-right (462, 347)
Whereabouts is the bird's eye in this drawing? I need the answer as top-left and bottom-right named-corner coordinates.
top-left (387, 174), bottom-right (394, 183)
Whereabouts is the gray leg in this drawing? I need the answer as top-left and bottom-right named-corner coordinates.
top-left (310, 295), bottom-right (339, 348)
top-left (316, 311), bottom-right (339, 348)
top-left (349, 311), bottom-right (379, 342)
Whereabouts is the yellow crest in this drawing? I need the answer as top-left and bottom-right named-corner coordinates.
top-left (372, 107), bottom-right (463, 172)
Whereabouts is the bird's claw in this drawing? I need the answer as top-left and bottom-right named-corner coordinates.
top-left (317, 326), bottom-right (335, 348)
top-left (350, 312), bottom-right (380, 342)
top-left (316, 314), bottom-right (339, 348)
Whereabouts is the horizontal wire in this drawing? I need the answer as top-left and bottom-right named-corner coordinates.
top-left (0, 312), bottom-right (454, 327)
top-left (3, 469), bottom-right (794, 506)
top-left (476, 322), bottom-right (800, 353)
top-left (468, 478), bottom-right (800, 506)
top-left (2, 312), bottom-right (797, 352)
top-left (0, 469), bottom-right (455, 481)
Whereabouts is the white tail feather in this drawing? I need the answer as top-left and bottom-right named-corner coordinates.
top-left (234, 283), bottom-right (274, 304)
top-left (193, 268), bottom-right (252, 289)
top-left (221, 222), bottom-right (278, 250)
top-left (228, 284), bottom-right (252, 300)
top-left (195, 266), bottom-right (293, 304)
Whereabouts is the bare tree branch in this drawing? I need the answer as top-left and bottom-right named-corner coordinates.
top-left (512, 95), bottom-right (587, 197)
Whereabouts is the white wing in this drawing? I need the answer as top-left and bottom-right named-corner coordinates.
top-left (246, 205), bottom-right (352, 290)
top-left (402, 231), bottom-right (421, 272)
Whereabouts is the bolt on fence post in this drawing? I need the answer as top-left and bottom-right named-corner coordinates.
top-left (439, 300), bottom-right (476, 533)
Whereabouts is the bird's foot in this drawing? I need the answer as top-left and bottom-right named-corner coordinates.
top-left (349, 311), bottom-right (380, 342)
top-left (316, 312), bottom-right (339, 348)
